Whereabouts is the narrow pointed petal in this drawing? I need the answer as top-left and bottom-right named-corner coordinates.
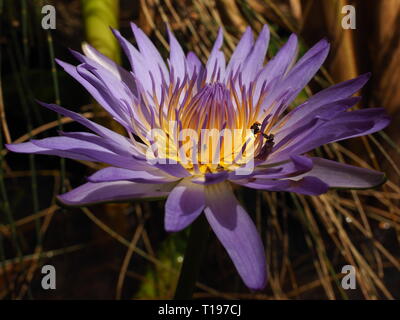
top-left (279, 38), bottom-right (330, 105)
top-left (5, 141), bottom-right (93, 161)
top-left (73, 57), bottom-right (135, 109)
top-left (225, 27), bottom-right (254, 78)
top-left (131, 22), bottom-right (169, 81)
top-left (186, 51), bottom-right (203, 76)
top-left (111, 28), bottom-right (164, 97)
top-left (275, 73), bottom-right (370, 132)
top-left (24, 136), bottom-right (147, 170)
top-left (273, 97), bottom-right (361, 144)
top-left (37, 102), bottom-right (130, 146)
top-left (228, 155), bottom-right (312, 181)
top-left (258, 38), bottom-right (330, 120)
top-left (204, 182), bottom-right (267, 290)
top-left (284, 108), bottom-right (390, 156)
top-left (262, 33), bottom-right (298, 82)
top-left (235, 176), bottom-right (329, 196)
top-left (81, 42), bottom-right (120, 76)
top-left (58, 181), bottom-right (173, 206)
top-left (80, 42), bottom-right (137, 91)
top-left (298, 158), bottom-right (386, 189)
top-left (59, 131), bottom-right (133, 157)
top-left (167, 26), bottom-right (187, 82)
top-left (251, 155), bottom-right (313, 179)
top-left (38, 101), bottom-right (148, 159)
top-left (308, 72), bottom-right (371, 104)
top-left (165, 179), bottom-right (205, 232)
top-left (88, 166), bottom-right (179, 184)
top-left (56, 59), bottom-right (132, 129)
top-left (75, 64), bottom-right (132, 119)
top-left (206, 28), bottom-right (225, 82)
top-left (241, 24), bottom-right (270, 85)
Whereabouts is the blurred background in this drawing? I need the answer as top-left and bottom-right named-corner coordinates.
top-left (1, 0), bottom-right (400, 300)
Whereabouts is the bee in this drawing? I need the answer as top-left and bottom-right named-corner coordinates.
top-left (250, 122), bottom-right (262, 135)
top-left (250, 122), bottom-right (275, 161)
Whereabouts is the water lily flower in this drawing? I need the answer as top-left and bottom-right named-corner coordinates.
top-left (6, 24), bottom-right (389, 290)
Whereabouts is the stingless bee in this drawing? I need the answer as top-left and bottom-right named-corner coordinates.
top-left (250, 122), bottom-right (275, 161)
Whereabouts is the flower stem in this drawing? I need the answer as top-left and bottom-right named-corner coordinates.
top-left (174, 214), bottom-right (209, 300)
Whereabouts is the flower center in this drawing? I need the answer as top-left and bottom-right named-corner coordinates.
top-left (134, 72), bottom-right (271, 175)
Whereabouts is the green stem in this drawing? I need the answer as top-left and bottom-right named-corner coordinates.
top-left (81, 0), bottom-right (120, 63)
top-left (174, 215), bottom-right (209, 300)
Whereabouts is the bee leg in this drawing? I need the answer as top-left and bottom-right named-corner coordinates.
top-left (255, 134), bottom-right (275, 161)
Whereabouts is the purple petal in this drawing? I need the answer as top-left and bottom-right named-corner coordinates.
top-left (79, 43), bottom-right (137, 92)
top-left (225, 27), bottom-right (254, 78)
top-left (59, 131), bottom-right (133, 157)
top-left (186, 51), bottom-right (203, 77)
top-left (153, 162), bottom-right (191, 178)
top-left (76, 63), bottom-right (152, 136)
top-left (241, 25), bottom-right (270, 85)
top-left (235, 176), bottom-right (329, 196)
top-left (165, 179), bottom-right (205, 232)
top-left (58, 181), bottom-right (173, 206)
top-left (298, 157), bottom-right (386, 189)
top-left (167, 26), bottom-right (187, 82)
top-left (37, 102), bottom-right (134, 149)
top-left (258, 38), bottom-right (329, 120)
top-left (261, 33), bottom-right (298, 84)
top-left (6, 141), bottom-right (93, 161)
top-left (229, 155), bottom-right (313, 181)
top-left (75, 64), bottom-right (132, 120)
top-left (30, 135), bottom-right (107, 153)
top-left (130, 22), bottom-right (169, 83)
top-left (204, 182), bottom-right (267, 290)
top-left (206, 28), bottom-right (225, 82)
top-left (283, 108), bottom-right (390, 157)
top-left (273, 97), bottom-right (361, 144)
top-left (275, 73), bottom-right (371, 132)
top-left (269, 117), bottom-right (322, 162)
top-left (253, 33), bottom-right (298, 104)
top-left (25, 136), bottom-right (147, 170)
top-left (278, 38), bottom-right (330, 105)
top-left (56, 59), bottom-right (132, 130)
top-left (88, 166), bottom-right (178, 184)
top-left (191, 171), bottom-right (229, 185)
top-left (111, 28), bottom-right (164, 98)
top-left (252, 155), bottom-right (313, 179)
